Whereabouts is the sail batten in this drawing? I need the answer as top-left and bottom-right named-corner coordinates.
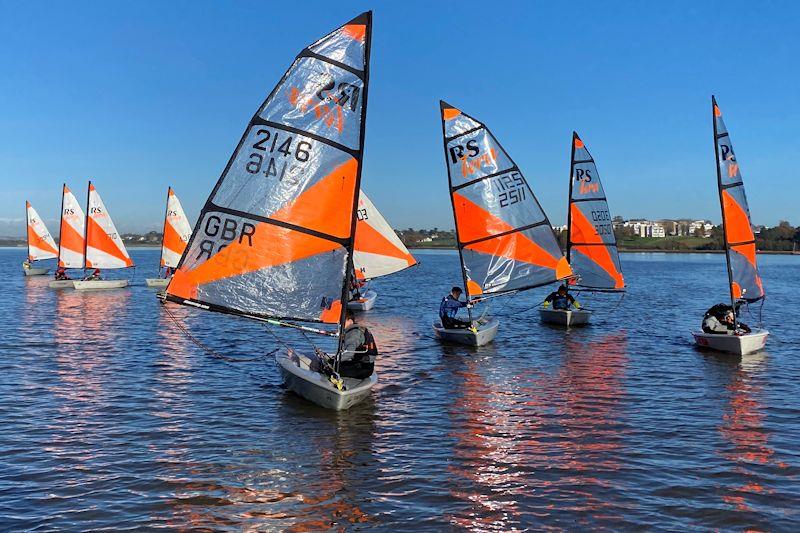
top-left (566, 132), bottom-right (625, 291)
top-left (440, 101), bottom-right (572, 300)
top-left (166, 12), bottom-right (372, 329)
top-left (26, 202), bottom-right (58, 262)
top-left (712, 96), bottom-right (764, 303)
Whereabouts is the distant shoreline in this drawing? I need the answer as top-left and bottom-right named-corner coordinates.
top-left (408, 245), bottom-right (799, 256)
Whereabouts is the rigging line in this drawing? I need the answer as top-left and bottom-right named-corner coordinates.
top-left (161, 301), bottom-right (269, 363)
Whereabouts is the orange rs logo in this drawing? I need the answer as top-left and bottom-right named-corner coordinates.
top-left (460, 148), bottom-right (497, 178)
top-left (726, 155), bottom-right (739, 178)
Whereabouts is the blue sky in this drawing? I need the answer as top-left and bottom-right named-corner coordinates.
top-left (1, 0), bottom-right (797, 236)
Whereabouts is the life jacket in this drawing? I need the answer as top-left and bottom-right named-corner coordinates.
top-left (357, 327), bottom-right (378, 364)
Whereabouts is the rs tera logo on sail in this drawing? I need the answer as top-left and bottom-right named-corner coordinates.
top-left (719, 144), bottom-right (739, 178)
top-left (574, 168), bottom-right (599, 194)
top-left (448, 140), bottom-right (497, 178)
top-left (288, 74), bottom-right (361, 134)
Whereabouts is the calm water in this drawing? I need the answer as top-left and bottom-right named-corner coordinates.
top-left (1, 247), bottom-right (799, 531)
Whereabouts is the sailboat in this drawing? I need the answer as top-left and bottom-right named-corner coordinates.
top-left (348, 189), bottom-right (417, 311)
top-left (73, 182), bottom-right (134, 290)
top-left (692, 96), bottom-right (768, 355)
top-left (540, 132), bottom-right (626, 326)
top-left (48, 184), bottom-right (86, 288)
top-left (434, 101), bottom-right (573, 346)
top-left (146, 187), bottom-right (192, 288)
top-left (163, 12), bottom-right (375, 410)
top-left (23, 201), bottom-right (58, 276)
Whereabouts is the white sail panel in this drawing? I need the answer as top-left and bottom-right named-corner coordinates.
top-left (26, 202), bottom-right (58, 261)
top-left (353, 190), bottom-right (416, 279)
top-left (161, 188), bottom-right (192, 268)
top-left (85, 183), bottom-right (133, 269)
top-left (58, 185), bottom-right (86, 269)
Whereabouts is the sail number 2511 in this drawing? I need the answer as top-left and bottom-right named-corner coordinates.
top-left (244, 129), bottom-right (312, 181)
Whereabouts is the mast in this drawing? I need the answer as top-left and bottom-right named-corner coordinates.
top-left (83, 180), bottom-right (91, 271)
top-left (439, 101), bottom-right (474, 320)
top-left (566, 131), bottom-right (578, 265)
top-left (158, 186), bottom-right (170, 273)
top-left (25, 201), bottom-right (31, 262)
top-left (336, 10), bottom-right (373, 356)
top-left (57, 184), bottom-right (65, 266)
top-left (711, 95), bottom-right (737, 324)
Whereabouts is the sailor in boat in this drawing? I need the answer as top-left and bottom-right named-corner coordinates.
top-left (348, 273), bottom-right (366, 303)
top-left (338, 310), bottom-right (378, 380)
top-left (54, 266), bottom-right (71, 280)
top-left (163, 266), bottom-right (174, 279)
top-left (22, 259), bottom-right (32, 272)
top-left (542, 284), bottom-right (581, 311)
top-left (702, 304), bottom-right (752, 335)
top-left (84, 268), bottom-right (102, 281)
top-left (439, 287), bottom-right (475, 329)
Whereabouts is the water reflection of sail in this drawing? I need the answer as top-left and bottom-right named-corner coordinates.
top-left (447, 332), bottom-right (628, 529)
top-left (717, 354), bottom-right (782, 511)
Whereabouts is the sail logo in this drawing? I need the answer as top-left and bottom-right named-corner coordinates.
top-left (197, 215), bottom-right (255, 260)
top-left (288, 77), bottom-right (361, 134)
top-left (448, 140), bottom-right (498, 178)
top-left (575, 168), bottom-right (599, 194)
top-left (719, 144), bottom-right (739, 178)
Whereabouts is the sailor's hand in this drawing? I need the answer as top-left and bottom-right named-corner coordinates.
top-left (574, 301), bottom-right (581, 309)
top-left (466, 302), bottom-right (474, 309)
top-left (542, 301), bottom-right (551, 308)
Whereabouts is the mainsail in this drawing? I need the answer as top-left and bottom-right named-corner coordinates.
top-left (57, 184), bottom-right (86, 269)
top-left (712, 96), bottom-right (764, 303)
top-left (84, 182), bottom-right (134, 269)
top-left (166, 12), bottom-right (372, 331)
top-left (26, 202), bottom-right (58, 262)
top-left (160, 187), bottom-right (192, 269)
top-left (353, 190), bottom-right (416, 280)
top-left (567, 132), bottom-right (625, 291)
top-left (439, 101), bottom-right (572, 300)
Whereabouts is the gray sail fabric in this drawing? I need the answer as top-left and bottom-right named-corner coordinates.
top-left (166, 13), bottom-right (371, 324)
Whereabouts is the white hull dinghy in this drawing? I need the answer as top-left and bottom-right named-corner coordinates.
top-left (73, 279), bottom-right (129, 290)
top-left (432, 317), bottom-right (500, 347)
top-left (161, 12), bottom-right (378, 412)
top-left (24, 201), bottom-right (58, 277)
top-left (539, 308), bottom-right (592, 327)
top-left (693, 97), bottom-right (768, 354)
top-left (692, 329), bottom-right (769, 356)
top-left (145, 277), bottom-right (171, 288)
top-left (436, 102), bottom-right (574, 344)
top-left (346, 288), bottom-right (377, 311)
top-left (48, 280), bottom-right (75, 289)
top-left (276, 349), bottom-right (376, 410)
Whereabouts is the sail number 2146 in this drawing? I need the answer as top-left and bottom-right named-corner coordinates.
top-left (244, 128), bottom-right (312, 182)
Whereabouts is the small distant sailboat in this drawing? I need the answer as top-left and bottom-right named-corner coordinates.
top-left (49, 184), bottom-right (86, 288)
top-left (23, 201), bottom-right (58, 276)
top-left (348, 189), bottom-right (417, 311)
top-left (434, 101), bottom-right (573, 346)
top-left (692, 96), bottom-right (768, 355)
top-left (73, 182), bottom-right (134, 290)
top-left (146, 187), bottom-right (191, 288)
top-left (164, 12), bottom-right (375, 410)
top-left (540, 132), bottom-right (626, 326)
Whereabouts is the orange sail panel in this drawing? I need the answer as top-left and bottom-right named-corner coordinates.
top-left (713, 97), bottom-right (764, 302)
top-left (165, 12), bottom-right (372, 325)
top-left (440, 101), bottom-right (571, 299)
top-left (160, 188), bottom-right (192, 268)
top-left (567, 132), bottom-right (625, 291)
top-left (26, 202), bottom-right (58, 261)
top-left (353, 190), bottom-right (416, 279)
top-left (85, 183), bottom-right (134, 269)
top-left (57, 185), bottom-right (86, 268)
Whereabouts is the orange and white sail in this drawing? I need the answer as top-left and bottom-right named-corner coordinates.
top-left (160, 187), bottom-right (192, 269)
top-left (26, 202), bottom-right (58, 261)
top-left (567, 132), bottom-right (625, 291)
top-left (85, 182), bottom-right (133, 269)
top-left (712, 96), bottom-right (764, 302)
top-left (353, 190), bottom-right (416, 280)
top-left (57, 184), bottom-right (86, 268)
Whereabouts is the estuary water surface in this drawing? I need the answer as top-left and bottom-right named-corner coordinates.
top-left (1, 248), bottom-right (799, 531)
